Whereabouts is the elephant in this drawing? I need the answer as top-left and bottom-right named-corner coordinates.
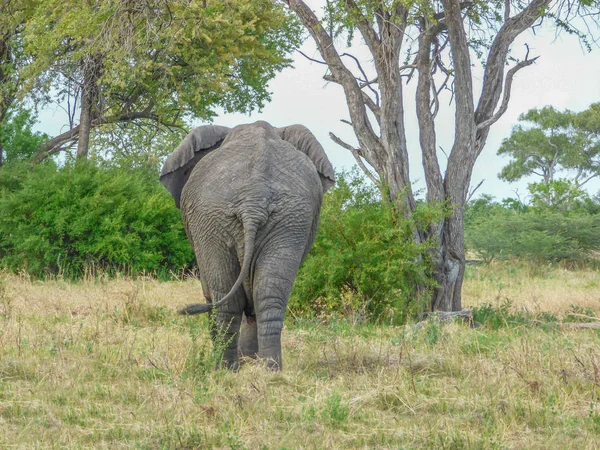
top-left (160, 121), bottom-right (335, 370)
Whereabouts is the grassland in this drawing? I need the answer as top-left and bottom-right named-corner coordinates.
top-left (0, 264), bottom-right (599, 449)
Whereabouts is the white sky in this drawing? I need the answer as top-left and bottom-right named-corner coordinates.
top-left (36, 1), bottom-right (600, 201)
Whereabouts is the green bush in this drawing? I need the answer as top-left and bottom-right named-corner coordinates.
top-left (290, 171), bottom-right (439, 324)
top-left (465, 196), bottom-right (600, 264)
top-left (0, 161), bottom-right (194, 278)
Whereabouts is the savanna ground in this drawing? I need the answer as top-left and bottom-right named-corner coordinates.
top-left (0, 264), bottom-right (599, 449)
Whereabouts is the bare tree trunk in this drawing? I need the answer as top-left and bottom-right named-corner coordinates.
top-left (76, 90), bottom-right (93, 161)
top-left (76, 57), bottom-right (101, 162)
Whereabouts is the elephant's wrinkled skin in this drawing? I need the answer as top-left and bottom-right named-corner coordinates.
top-left (160, 121), bottom-right (334, 369)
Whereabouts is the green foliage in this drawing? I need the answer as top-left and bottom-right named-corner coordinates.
top-left (465, 195), bottom-right (600, 264)
top-left (0, 107), bottom-right (48, 164)
top-left (290, 171), bottom-right (439, 324)
top-left (90, 122), bottom-right (185, 171)
top-left (527, 179), bottom-right (590, 211)
top-left (21, 0), bottom-right (302, 131)
top-left (0, 161), bottom-right (194, 278)
top-left (0, 1), bottom-right (35, 118)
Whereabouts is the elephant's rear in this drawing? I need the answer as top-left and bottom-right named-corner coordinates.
top-left (180, 123), bottom-right (323, 255)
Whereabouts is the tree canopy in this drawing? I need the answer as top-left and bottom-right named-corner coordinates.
top-left (10, 0), bottom-right (302, 161)
top-left (499, 104), bottom-right (600, 188)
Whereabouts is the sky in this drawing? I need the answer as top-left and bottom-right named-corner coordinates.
top-left (36, 1), bottom-right (600, 201)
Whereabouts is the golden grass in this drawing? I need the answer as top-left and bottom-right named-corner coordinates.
top-left (463, 263), bottom-right (600, 316)
top-left (0, 267), bottom-right (599, 449)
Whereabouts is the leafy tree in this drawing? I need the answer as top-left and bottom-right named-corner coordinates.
top-left (0, 0), bottom-right (36, 167)
top-left (21, 0), bottom-right (302, 162)
top-left (498, 104), bottom-right (600, 187)
top-left (570, 103), bottom-right (600, 186)
top-left (0, 107), bottom-right (48, 164)
top-left (285, 0), bottom-right (600, 311)
top-left (90, 122), bottom-right (185, 171)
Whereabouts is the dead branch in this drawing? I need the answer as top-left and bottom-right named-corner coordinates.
top-left (342, 52), bottom-right (380, 106)
top-left (329, 131), bottom-right (380, 187)
top-left (296, 49), bottom-right (328, 65)
top-left (466, 179), bottom-right (484, 202)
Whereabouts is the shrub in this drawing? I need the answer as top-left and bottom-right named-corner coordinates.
top-left (465, 197), bottom-right (600, 264)
top-left (0, 161), bottom-right (194, 278)
top-left (289, 171), bottom-right (439, 324)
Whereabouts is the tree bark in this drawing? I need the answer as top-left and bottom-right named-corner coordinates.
top-left (76, 88), bottom-right (93, 161)
top-left (76, 56), bottom-right (101, 162)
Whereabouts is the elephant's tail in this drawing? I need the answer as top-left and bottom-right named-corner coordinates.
top-left (179, 224), bottom-right (257, 315)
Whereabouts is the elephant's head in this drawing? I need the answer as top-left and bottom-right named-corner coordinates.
top-left (160, 122), bottom-right (335, 208)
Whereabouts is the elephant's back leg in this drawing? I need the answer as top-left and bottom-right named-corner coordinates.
top-left (192, 230), bottom-right (247, 370)
top-left (252, 212), bottom-right (315, 369)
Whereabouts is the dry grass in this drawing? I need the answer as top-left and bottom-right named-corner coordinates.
top-left (463, 263), bottom-right (600, 316)
top-left (0, 266), bottom-right (599, 449)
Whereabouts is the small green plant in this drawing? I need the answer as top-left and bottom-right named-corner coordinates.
top-left (181, 316), bottom-right (234, 378)
top-left (322, 392), bottom-right (349, 425)
top-left (564, 305), bottom-right (598, 323)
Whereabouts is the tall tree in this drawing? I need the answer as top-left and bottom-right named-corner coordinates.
top-left (284, 0), bottom-right (599, 311)
top-left (22, 0), bottom-right (301, 162)
top-left (499, 104), bottom-right (600, 188)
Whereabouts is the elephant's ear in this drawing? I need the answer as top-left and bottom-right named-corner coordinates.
top-left (160, 125), bottom-right (230, 208)
top-left (278, 125), bottom-right (335, 193)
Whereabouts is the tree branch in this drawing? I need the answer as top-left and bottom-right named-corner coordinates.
top-left (296, 49), bottom-right (328, 65)
top-left (476, 0), bottom-right (551, 123)
top-left (577, 172), bottom-right (598, 187)
top-left (416, 24), bottom-right (444, 202)
top-left (433, 1), bottom-right (474, 21)
top-left (330, 131), bottom-right (380, 186)
top-left (344, 0), bottom-right (381, 53)
top-left (466, 179), bottom-right (484, 202)
top-left (342, 52), bottom-right (380, 106)
top-left (476, 56), bottom-right (539, 131)
top-left (442, 0), bottom-right (477, 197)
top-left (287, 0), bottom-right (382, 156)
top-left (33, 110), bottom-right (183, 163)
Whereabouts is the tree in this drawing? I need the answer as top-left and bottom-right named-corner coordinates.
top-left (498, 104), bottom-right (600, 187)
top-left (284, 0), bottom-right (599, 311)
top-left (527, 179), bottom-right (590, 210)
top-left (0, 0), bottom-right (36, 167)
top-left (22, 0), bottom-right (301, 162)
top-left (0, 107), bottom-right (48, 164)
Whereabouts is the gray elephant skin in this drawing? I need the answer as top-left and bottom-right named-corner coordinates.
top-left (160, 121), bottom-right (335, 369)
